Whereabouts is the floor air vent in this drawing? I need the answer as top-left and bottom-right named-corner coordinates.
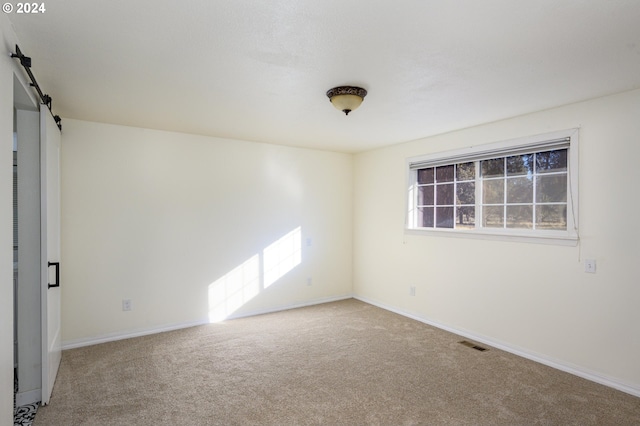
top-left (459, 340), bottom-right (488, 352)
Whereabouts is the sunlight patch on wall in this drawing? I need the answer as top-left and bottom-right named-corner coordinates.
top-left (264, 227), bottom-right (301, 288)
top-left (208, 226), bottom-right (302, 322)
top-left (208, 255), bottom-right (260, 322)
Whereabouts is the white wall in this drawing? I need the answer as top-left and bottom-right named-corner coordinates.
top-left (60, 119), bottom-right (353, 345)
top-left (353, 89), bottom-right (640, 395)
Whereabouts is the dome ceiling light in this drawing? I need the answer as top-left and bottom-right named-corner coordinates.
top-left (326, 86), bottom-right (367, 115)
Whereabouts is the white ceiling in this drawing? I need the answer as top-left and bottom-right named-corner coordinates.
top-left (7, 1), bottom-right (640, 153)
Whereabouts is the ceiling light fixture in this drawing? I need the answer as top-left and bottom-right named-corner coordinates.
top-left (326, 86), bottom-right (367, 115)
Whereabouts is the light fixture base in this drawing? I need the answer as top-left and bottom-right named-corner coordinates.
top-left (326, 86), bottom-right (367, 115)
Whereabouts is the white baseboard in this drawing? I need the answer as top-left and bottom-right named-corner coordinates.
top-left (62, 294), bottom-right (353, 350)
top-left (62, 319), bottom-right (210, 350)
top-left (15, 388), bottom-right (41, 406)
top-left (353, 295), bottom-right (640, 399)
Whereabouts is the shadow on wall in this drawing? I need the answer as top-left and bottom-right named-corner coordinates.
top-left (208, 226), bottom-right (302, 322)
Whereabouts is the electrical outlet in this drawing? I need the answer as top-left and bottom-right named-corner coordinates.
top-left (584, 259), bottom-right (597, 274)
top-left (122, 299), bottom-right (132, 311)
top-left (306, 277), bottom-right (312, 286)
top-left (409, 286), bottom-right (416, 296)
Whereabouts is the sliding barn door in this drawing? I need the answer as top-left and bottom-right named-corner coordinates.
top-left (40, 107), bottom-right (62, 405)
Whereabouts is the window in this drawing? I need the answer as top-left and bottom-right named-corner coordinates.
top-left (407, 129), bottom-right (578, 245)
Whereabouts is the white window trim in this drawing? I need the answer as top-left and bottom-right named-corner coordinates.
top-left (405, 128), bottom-right (579, 246)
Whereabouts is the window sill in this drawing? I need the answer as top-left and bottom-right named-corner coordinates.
top-left (404, 227), bottom-right (579, 246)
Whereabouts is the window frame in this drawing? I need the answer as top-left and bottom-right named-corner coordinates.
top-left (405, 129), bottom-right (579, 246)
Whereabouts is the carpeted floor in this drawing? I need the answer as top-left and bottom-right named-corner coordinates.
top-left (33, 299), bottom-right (640, 425)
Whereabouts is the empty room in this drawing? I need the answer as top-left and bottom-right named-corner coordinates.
top-left (2, 1), bottom-right (640, 425)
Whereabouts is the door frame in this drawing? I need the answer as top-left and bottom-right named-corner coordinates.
top-left (13, 75), bottom-right (42, 407)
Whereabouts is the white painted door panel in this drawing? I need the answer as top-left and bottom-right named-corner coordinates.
top-left (40, 107), bottom-right (61, 405)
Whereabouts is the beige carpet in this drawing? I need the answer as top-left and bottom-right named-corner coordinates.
top-left (34, 299), bottom-right (640, 425)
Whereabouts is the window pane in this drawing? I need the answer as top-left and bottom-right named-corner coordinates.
top-left (418, 185), bottom-right (434, 205)
top-left (436, 183), bottom-right (454, 205)
top-left (482, 158), bottom-right (504, 177)
top-left (506, 176), bottom-right (533, 203)
top-left (483, 179), bottom-right (504, 204)
top-left (536, 149), bottom-right (567, 174)
top-left (417, 168), bottom-right (434, 184)
top-left (436, 165), bottom-right (454, 182)
top-left (507, 154), bottom-right (533, 176)
top-left (436, 206), bottom-right (454, 228)
top-left (456, 206), bottom-right (475, 229)
top-left (456, 162), bottom-right (475, 181)
top-left (483, 206), bottom-right (504, 228)
top-left (409, 134), bottom-right (575, 236)
top-left (418, 207), bottom-right (434, 227)
top-left (536, 205), bottom-right (567, 230)
top-left (456, 182), bottom-right (475, 205)
top-left (506, 205), bottom-right (533, 229)
top-left (536, 175), bottom-right (567, 203)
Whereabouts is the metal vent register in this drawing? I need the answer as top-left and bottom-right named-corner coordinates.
top-left (459, 340), bottom-right (488, 352)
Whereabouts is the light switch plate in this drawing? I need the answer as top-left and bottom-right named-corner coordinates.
top-left (584, 259), bottom-right (596, 273)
